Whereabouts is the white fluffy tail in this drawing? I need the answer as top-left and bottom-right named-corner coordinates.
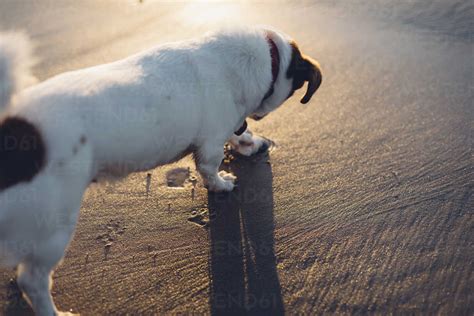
top-left (0, 32), bottom-right (36, 113)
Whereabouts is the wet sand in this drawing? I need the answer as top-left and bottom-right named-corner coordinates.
top-left (0, 1), bottom-right (472, 314)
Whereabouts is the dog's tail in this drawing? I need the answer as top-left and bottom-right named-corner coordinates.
top-left (0, 32), bottom-right (36, 114)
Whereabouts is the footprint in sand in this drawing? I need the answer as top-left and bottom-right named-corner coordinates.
top-left (96, 219), bottom-right (126, 259)
top-left (188, 207), bottom-right (215, 228)
top-left (166, 168), bottom-right (197, 188)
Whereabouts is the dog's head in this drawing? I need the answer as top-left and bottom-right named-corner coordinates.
top-left (286, 41), bottom-right (322, 105)
top-left (250, 33), bottom-right (322, 121)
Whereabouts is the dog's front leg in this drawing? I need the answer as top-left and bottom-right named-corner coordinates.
top-left (195, 143), bottom-right (236, 192)
top-left (228, 129), bottom-right (267, 157)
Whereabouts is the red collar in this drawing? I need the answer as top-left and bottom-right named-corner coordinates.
top-left (262, 34), bottom-right (280, 101)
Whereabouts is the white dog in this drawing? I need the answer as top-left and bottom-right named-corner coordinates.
top-left (0, 26), bottom-right (321, 315)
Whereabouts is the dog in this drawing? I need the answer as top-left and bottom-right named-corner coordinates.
top-left (0, 26), bottom-right (321, 315)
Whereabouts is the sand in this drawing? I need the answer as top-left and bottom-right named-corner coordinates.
top-left (0, 1), bottom-right (472, 315)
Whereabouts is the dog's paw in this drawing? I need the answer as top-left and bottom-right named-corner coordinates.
top-left (235, 135), bottom-right (268, 156)
top-left (219, 170), bottom-right (236, 182)
top-left (234, 144), bottom-right (255, 157)
top-left (207, 171), bottom-right (236, 192)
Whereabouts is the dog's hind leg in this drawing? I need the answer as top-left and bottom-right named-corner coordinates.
top-left (14, 142), bottom-right (93, 315)
top-left (16, 200), bottom-right (83, 316)
top-left (17, 260), bottom-right (60, 316)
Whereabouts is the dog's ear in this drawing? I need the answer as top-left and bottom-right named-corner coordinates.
top-left (286, 42), bottom-right (322, 104)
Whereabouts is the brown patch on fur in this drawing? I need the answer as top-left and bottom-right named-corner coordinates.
top-left (72, 135), bottom-right (87, 155)
top-left (80, 135), bottom-right (87, 144)
top-left (0, 117), bottom-right (46, 190)
top-left (286, 41), bottom-right (322, 104)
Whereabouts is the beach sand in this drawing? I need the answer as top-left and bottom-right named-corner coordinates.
top-left (0, 1), bottom-right (472, 314)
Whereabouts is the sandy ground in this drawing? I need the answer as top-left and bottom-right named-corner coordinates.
top-left (0, 1), bottom-right (473, 315)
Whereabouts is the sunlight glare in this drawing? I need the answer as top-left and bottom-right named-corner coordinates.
top-left (178, 0), bottom-right (244, 26)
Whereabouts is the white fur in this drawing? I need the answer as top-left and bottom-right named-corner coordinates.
top-left (0, 26), bottom-right (300, 315)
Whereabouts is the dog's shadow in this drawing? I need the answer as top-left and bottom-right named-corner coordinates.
top-left (207, 150), bottom-right (284, 316)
